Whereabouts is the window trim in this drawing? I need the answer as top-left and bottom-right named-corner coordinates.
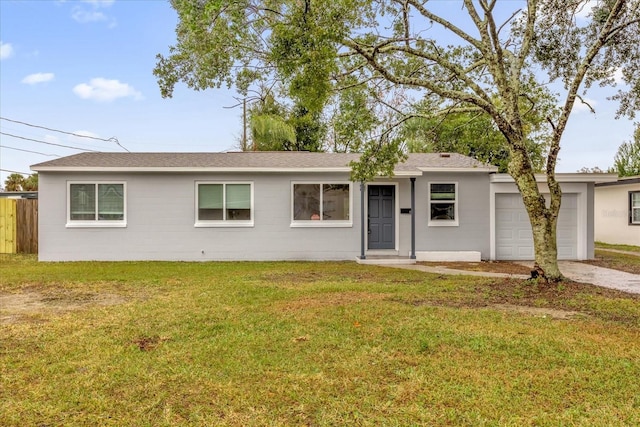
top-left (630, 191), bottom-right (640, 225)
top-left (66, 181), bottom-right (127, 228)
top-left (428, 181), bottom-right (459, 227)
top-left (195, 181), bottom-right (254, 227)
top-left (290, 181), bottom-right (353, 228)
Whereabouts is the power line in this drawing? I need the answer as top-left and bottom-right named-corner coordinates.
top-left (0, 123), bottom-right (98, 150)
top-left (1, 168), bottom-right (31, 175)
top-left (0, 116), bottom-right (130, 152)
top-left (0, 132), bottom-right (100, 152)
top-left (1, 145), bottom-right (60, 157)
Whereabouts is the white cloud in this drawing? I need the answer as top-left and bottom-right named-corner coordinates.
top-left (22, 73), bottom-right (55, 85)
top-left (71, 130), bottom-right (99, 139)
top-left (575, 1), bottom-right (596, 20)
top-left (73, 78), bottom-right (143, 102)
top-left (612, 68), bottom-right (624, 85)
top-left (82, 0), bottom-right (115, 6)
top-left (44, 134), bottom-right (61, 144)
top-left (1, 41), bottom-right (14, 60)
top-left (72, 8), bottom-right (107, 23)
top-left (71, 0), bottom-right (116, 26)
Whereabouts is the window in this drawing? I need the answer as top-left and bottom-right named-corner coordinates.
top-left (292, 182), bottom-right (351, 226)
top-left (631, 191), bottom-right (640, 225)
top-left (428, 182), bottom-right (458, 226)
top-left (196, 182), bottom-right (253, 226)
top-left (68, 182), bottom-right (126, 227)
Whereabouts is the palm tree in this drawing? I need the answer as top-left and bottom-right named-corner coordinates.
top-left (23, 173), bottom-right (38, 191)
top-left (250, 114), bottom-right (296, 151)
top-left (4, 173), bottom-right (25, 191)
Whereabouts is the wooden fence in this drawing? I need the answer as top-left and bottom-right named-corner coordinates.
top-left (0, 198), bottom-right (38, 254)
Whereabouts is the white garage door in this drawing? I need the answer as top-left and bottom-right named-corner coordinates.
top-left (496, 193), bottom-right (578, 260)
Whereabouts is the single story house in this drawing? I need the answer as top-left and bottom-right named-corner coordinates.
top-left (31, 152), bottom-right (616, 262)
top-left (594, 176), bottom-right (640, 246)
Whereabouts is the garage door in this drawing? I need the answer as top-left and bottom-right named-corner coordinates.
top-left (496, 193), bottom-right (577, 260)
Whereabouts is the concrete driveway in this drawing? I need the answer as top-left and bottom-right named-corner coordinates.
top-left (559, 261), bottom-right (640, 295)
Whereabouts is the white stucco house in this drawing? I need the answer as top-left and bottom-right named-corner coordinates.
top-left (594, 176), bottom-right (640, 246)
top-left (31, 151), bottom-right (616, 262)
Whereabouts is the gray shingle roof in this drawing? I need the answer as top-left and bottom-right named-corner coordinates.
top-left (31, 151), bottom-right (495, 172)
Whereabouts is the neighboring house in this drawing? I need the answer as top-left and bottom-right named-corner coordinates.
top-left (594, 176), bottom-right (640, 246)
top-left (31, 152), bottom-right (615, 262)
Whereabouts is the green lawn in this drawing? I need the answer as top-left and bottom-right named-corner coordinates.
top-left (595, 241), bottom-right (640, 253)
top-left (1, 256), bottom-right (639, 426)
top-left (590, 242), bottom-right (640, 274)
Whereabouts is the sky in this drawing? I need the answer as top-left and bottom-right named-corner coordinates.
top-left (0, 0), bottom-right (636, 186)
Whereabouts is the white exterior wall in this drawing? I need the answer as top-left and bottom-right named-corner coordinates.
top-left (594, 183), bottom-right (640, 246)
top-left (39, 171), bottom-right (362, 261)
top-left (411, 173), bottom-right (491, 258)
top-left (39, 170), bottom-right (497, 261)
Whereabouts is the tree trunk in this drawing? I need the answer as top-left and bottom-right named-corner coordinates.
top-left (508, 141), bottom-right (564, 283)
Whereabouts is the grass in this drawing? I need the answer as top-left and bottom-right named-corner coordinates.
top-left (586, 243), bottom-right (640, 275)
top-left (1, 256), bottom-right (639, 426)
top-left (595, 241), bottom-right (640, 253)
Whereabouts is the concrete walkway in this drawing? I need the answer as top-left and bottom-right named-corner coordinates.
top-left (384, 262), bottom-right (640, 295)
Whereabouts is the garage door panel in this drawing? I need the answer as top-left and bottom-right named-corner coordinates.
top-left (561, 195), bottom-right (577, 208)
top-left (517, 229), bottom-right (533, 240)
top-left (496, 210), bottom-right (514, 223)
top-left (496, 194), bottom-right (577, 260)
top-left (558, 247), bottom-right (574, 258)
top-left (497, 246), bottom-right (515, 258)
top-left (497, 229), bottom-right (514, 239)
top-left (518, 247), bottom-right (534, 258)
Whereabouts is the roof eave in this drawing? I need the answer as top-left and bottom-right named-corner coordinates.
top-left (490, 173), bottom-right (619, 183)
top-left (31, 166), bottom-right (355, 173)
top-left (417, 166), bottom-right (498, 173)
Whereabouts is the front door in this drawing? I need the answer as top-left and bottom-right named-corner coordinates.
top-left (368, 185), bottom-right (395, 249)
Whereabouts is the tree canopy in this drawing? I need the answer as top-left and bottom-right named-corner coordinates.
top-left (155, 0), bottom-right (640, 282)
top-left (3, 173), bottom-right (37, 191)
top-left (610, 124), bottom-right (640, 177)
top-left (4, 173), bottom-right (25, 192)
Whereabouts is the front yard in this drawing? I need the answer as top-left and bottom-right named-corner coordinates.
top-left (1, 256), bottom-right (639, 426)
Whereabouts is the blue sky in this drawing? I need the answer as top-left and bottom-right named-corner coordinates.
top-left (0, 0), bottom-right (636, 186)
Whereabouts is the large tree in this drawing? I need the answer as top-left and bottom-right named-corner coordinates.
top-left (610, 124), bottom-right (640, 177)
top-left (22, 173), bottom-right (38, 191)
top-left (4, 173), bottom-right (25, 192)
top-left (155, 0), bottom-right (640, 282)
top-left (243, 89), bottom-right (325, 151)
top-left (402, 112), bottom-right (548, 173)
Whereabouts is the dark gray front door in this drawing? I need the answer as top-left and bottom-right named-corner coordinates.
top-left (368, 185), bottom-right (395, 249)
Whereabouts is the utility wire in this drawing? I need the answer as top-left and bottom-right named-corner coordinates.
top-left (1, 168), bottom-right (31, 175)
top-left (0, 132), bottom-right (100, 152)
top-left (1, 145), bottom-right (60, 157)
top-left (1, 123), bottom-right (101, 151)
top-left (0, 116), bottom-right (130, 152)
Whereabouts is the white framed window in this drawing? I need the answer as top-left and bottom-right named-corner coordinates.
top-left (291, 182), bottom-right (352, 227)
top-left (428, 182), bottom-right (458, 226)
top-left (195, 182), bottom-right (254, 227)
top-left (631, 191), bottom-right (640, 225)
top-left (67, 182), bottom-right (126, 228)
